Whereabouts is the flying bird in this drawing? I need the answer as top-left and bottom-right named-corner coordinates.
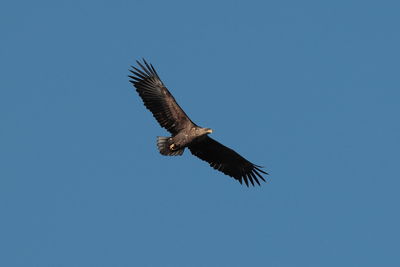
top-left (129, 59), bottom-right (268, 186)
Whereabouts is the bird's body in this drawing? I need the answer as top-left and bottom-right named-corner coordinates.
top-left (157, 126), bottom-right (211, 156)
top-left (172, 126), bottom-right (212, 150)
top-left (129, 59), bottom-right (268, 186)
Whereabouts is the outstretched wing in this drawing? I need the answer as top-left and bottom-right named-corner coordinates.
top-left (129, 59), bottom-right (195, 135)
top-left (188, 136), bottom-right (268, 186)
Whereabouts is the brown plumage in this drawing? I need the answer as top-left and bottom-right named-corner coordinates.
top-left (129, 59), bottom-right (268, 186)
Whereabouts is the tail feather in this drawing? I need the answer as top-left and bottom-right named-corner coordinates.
top-left (157, 136), bottom-right (184, 156)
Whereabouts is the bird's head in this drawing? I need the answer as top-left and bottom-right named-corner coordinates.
top-left (198, 127), bottom-right (213, 135)
top-left (205, 128), bottom-right (213, 134)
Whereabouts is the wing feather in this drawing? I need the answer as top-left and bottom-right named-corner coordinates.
top-left (188, 136), bottom-right (268, 186)
top-left (129, 59), bottom-right (195, 134)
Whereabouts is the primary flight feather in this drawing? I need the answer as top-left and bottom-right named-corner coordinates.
top-left (129, 59), bottom-right (268, 186)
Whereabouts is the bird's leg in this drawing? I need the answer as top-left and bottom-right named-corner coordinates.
top-left (169, 144), bottom-right (177, 151)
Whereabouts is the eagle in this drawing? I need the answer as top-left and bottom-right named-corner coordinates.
top-left (129, 59), bottom-right (268, 186)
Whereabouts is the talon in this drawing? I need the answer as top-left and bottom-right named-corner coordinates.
top-left (169, 144), bottom-right (176, 151)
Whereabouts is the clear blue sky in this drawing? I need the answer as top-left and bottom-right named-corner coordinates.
top-left (1, 1), bottom-right (399, 266)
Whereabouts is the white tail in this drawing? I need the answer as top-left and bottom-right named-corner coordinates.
top-left (157, 136), bottom-right (185, 156)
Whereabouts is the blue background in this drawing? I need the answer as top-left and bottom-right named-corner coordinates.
top-left (1, 1), bottom-right (399, 266)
